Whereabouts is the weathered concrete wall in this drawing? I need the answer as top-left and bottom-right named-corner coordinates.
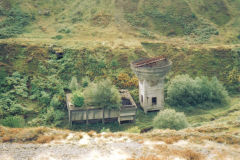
top-left (139, 79), bottom-right (164, 112)
top-left (131, 59), bottom-right (171, 113)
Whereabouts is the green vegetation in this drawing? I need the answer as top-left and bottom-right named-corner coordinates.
top-left (52, 35), bottom-right (64, 40)
top-left (0, 6), bottom-right (34, 38)
top-left (166, 75), bottom-right (229, 108)
top-left (69, 76), bottom-right (79, 92)
top-left (0, 0), bottom-right (239, 134)
top-left (72, 91), bottom-right (84, 107)
top-left (1, 116), bottom-right (25, 128)
top-left (0, 72), bottom-right (30, 118)
top-left (153, 109), bottom-right (188, 130)
top-left (84, 79), bottom-right (121, 109)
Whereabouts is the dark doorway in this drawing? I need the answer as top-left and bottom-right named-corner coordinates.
top-left (122, 98), bottom-right (131, 105)
top-left (152, 97), bottom-right (157, 105)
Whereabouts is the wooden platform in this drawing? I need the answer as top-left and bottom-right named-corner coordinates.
top-left (66, 90), bottom-right (137, 126)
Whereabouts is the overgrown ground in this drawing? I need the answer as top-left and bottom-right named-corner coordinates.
top-left (0, 115), bottom-right (239, 160)
top-left (0, 1), bottom-right (240, 159)
top-left (0, 0), bottom-right (240, 133)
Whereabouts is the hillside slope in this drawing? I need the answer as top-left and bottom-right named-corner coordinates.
top-left (0, 0), bottom-right (239, 135)
top-left (0, 0), bottom-right (240, 46)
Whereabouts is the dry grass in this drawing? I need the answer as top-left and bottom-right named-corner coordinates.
top-left (0, 126), bottom-right (69, 144)
top-left (153, 145), bottom-right (204, 160)
top-left (128, 155), bottom-right (163, 160)
top-left (36, 135), bottom-right (55, 144)
top-left (128, 146), bottom-right (203, 160)
top-left (2, 136), bottom-right (13, 143)
top-left (87, 130), bottom-right (96, 137)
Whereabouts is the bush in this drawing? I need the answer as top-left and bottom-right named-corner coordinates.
top-left (82, 77), bottom-right (90, 88)
top-left (84, 79), bottom-right (121, 109)
top-left (72, 91), bottom-right (84, 107)
top-left (69, 76), bottom-right (79, 91)
top-left (50, 95), bottom-right (61, 109)
top-left (116, 73), bottom-right (138, 89)
top-left (153, 109), bottom-right (188, 130)
top-left (237, 34), bottom-right (240, 40)
top-left (0, 7), bottom-right (34, 38)
top-left (44, 107), bottom-right (65, 127)
top-left (1, 116), bottom-right (25, 128)
top-left (166, 75), bottom-right (229, 108)
top-left (39, 91), bottom-right (51, 106)
top-left (58, 28), bottom-right (71, 34)
top-left (9, 104), bottom-right (25, 115)
top-left (52, 35), bottom-right (63, 40)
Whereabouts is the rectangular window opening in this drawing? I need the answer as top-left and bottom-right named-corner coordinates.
top-left (141, 95), bottom-right (143, 103)
top-left (152, 97), bottom-right (157, 105)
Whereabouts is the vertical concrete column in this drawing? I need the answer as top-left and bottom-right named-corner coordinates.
top-left (143, 79), bottom-right (148, 107)
top-left (157, 79), bottom-right (164, 110)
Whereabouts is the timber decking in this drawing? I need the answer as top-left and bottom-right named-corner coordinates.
top-left (66, 90), bottom-right (137, 126)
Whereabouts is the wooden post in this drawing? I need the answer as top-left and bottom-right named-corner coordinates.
top-left (118, 108), bottom-right (121, 124)
top-left (86, 109), bottom-right (89, 125)
top-left (102, 108), bottom-right (105, 124)
top-left (69, 110), bottom-right (72, 127)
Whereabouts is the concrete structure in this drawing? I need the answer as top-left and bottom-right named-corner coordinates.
top-left (131, 56), bottom-right (172, 113)
top-left (66, 90), bottom-right (137, 126)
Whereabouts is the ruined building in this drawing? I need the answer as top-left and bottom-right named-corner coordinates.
top-left (131, 56), bottom-right (172, 113)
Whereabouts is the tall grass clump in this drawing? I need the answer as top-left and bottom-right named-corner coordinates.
top-left (166, 75), bottom-right (229, 108)
top-left (84, 79), bottom-right (121, 109)
top-left (153, 109), bottom-right (188, 130)
top-left (1, 116), bottom-right (25, 128)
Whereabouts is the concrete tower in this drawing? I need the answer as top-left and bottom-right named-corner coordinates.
top-left (131, 56), bottom-right (172, 113)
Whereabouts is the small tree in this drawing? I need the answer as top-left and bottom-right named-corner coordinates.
top-left (69, 76), bottom-right (79, 91)
top-left (153, 109), bottom-right (188, 130)
top-left (84, 79), bottom-right (121, 109)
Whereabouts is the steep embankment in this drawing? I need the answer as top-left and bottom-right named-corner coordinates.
top-left (0, 42), bottom-right (239, 129)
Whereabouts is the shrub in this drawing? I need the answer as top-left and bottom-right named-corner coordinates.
top-left (116, 73), bottom-right (138, 89)
top-left (69, 76), bottom-right (79, 91)
top-left (58, 28), bottom-right (71, 34)
top-left (52, 35), bottom-right (63, 40)
top-left (72, 91), bottom-right (84, 107)
top-left (6, 72), bottom-right (29, 98)
top-left (84, 79), bottom-right (121, 109)
top-left (45, 107), bottom-right (65, 127)
top-left (9, 104), bottom-right (25, 115)
top-left (1, 116), bottom-right (25, 128)
top-left (50, 95), bottom-right (61, 109)
top-left (82, 77), bottom-right (90, 88)
top-left (0, 8), bottom-right (34, 38)
top-left (39, 91), bottom-right (51, 106)
top-left (166, 75), bottom-right (229, 108)
top-left (153, 109), bottom-right (188, 130)
top-left (237, 34), bottom-right (240, 40)
top-left (111, 60), bottom-right (119, 69)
